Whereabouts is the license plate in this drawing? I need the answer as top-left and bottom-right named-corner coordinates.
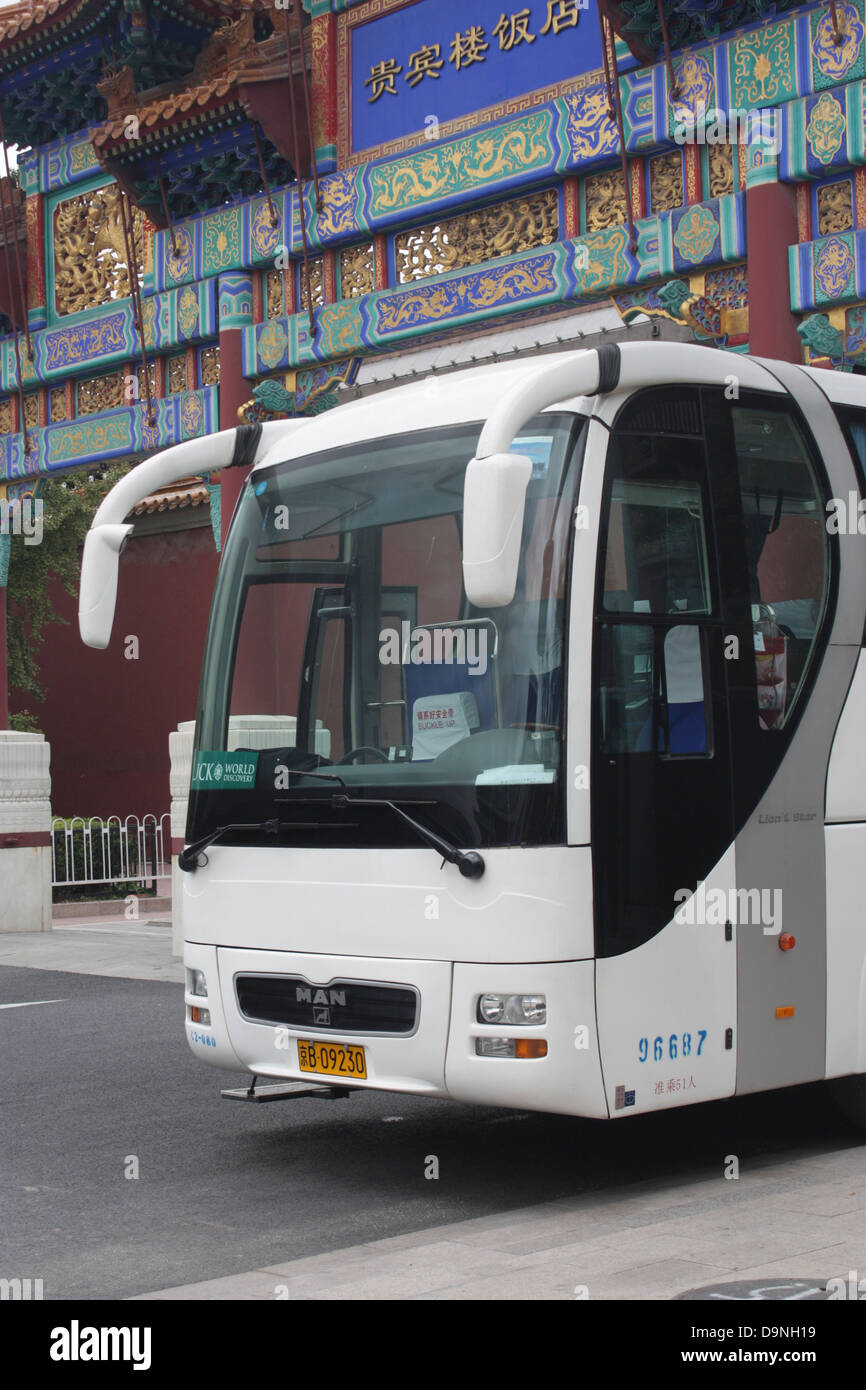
top-left (297, 1039), bottom-right (367, 1079)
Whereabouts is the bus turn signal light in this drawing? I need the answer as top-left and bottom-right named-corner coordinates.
top-left (775, 1005), bottom-right (795, 1019)
top-left (475, 1038), bottom-right (548, 1059)
top-left (779, 934), bottom-right (796, 951)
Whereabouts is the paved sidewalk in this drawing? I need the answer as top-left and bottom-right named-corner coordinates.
top-left (0, 912), bottom-right (182, 982)
top-left (133, 1142), bottom-right (866, 1301)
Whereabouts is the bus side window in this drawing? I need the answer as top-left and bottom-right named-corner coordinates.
top-left (731, 405), bottom-right (829, 729)
top-left (597, 419), bottom-right (714, 758)
top-left (598, 623), bottom-right (709, 756)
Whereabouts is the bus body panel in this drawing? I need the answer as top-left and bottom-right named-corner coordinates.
top-left (446, 960), bottom-right (606, 1118)
top-left (184, 941), bottom-right (244, 1072)
top-left (183, 845), bottom-right (594, 965)
top-left (734, 360), bottom-right (866, 1095)
top-left (825, 823), bottom-right (866, 1078)
top-left (734, 643), bottom-right (856, 1095)
top-left (825, 649), bottom-right (866, 1081)
top-left (826, 649), bottom-right (866, 824)
top-left (595, 847), bottom-right (737, 1115)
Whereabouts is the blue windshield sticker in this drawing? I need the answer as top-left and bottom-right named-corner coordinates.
top-left (254, 480), bottom-right (268, 496)
top-left (511, 436), bottom-right (553, 479)
top-left (191, 751), bottom-right (259, 790)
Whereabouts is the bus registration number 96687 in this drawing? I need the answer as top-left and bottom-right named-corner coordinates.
top-left (297, 1039), bottom-right (367, 1079)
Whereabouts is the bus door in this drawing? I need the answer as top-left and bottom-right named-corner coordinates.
top-left (706, 386), bottom-right (842, 1095)
top-left (591, 386), bottom-right (738, 1115)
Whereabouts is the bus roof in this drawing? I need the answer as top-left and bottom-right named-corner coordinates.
top-left (252, 343), bottom-right (863, 474)
top-left (253, 355), bottom-right (594, 474)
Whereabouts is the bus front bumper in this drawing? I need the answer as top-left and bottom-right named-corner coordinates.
top-left (183, 944), bottom-right (607, 1118)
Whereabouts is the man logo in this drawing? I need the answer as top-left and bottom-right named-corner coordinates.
top-left (295, 986), bottom-right (347, 1007)
top-left (313, 1006), bottom-right (330, 1025)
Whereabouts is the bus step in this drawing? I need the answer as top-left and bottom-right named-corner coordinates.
top-left (221, 1080), bottom-right (356, 1103)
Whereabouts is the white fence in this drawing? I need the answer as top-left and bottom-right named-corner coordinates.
top-left (51, 814), bottom-right (171, 890)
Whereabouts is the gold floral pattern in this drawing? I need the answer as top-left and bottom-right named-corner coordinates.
top-left (178, 286), bottom-right (199, 339)
top-left (49, 386), bottom-right (67, 422)
top-left (369, 114), bottom-right (552, 217)
top-left (395, 190), bottom-right (557, 284)
top-left (673, 205), bottom-right (720, 264)
top-left (266, 270), bottom-right (287, 319)
top-left (339, 243), bottom-right (375, 298)
top-left (200, 346), bottom-right (220, 386)
top-left (167, 354), bottom-right (187, 394)
top-left (708, 146), bottom-right (734, 200)
top-left (814, 236), bottom-right (854, 298)
top-left (812, 4), bottom-right (864, 83)
top-left (53, 183), bottom-right (144, 316)
top-left (257, 320), bottom-right (288, 368)
top-left (817, 180), bottom-right (854, 236)
top-left (732, 24), bottom-right (795, 107)
top-left (585, 170), bottom-right (627, 232)
top-left (650, 153), bottom-right (684, 214)
top-left (298, 257), bottom-right (324, 311)
top-left (806, 92), bottom-right (846, 165)
top-left (76, 372), bottom-right (124, 416)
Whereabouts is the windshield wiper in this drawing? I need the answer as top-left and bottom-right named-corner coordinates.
top-left (330, 793), bottom-right (484, 879)
top-left (179, 819), bottom-right (281, 872)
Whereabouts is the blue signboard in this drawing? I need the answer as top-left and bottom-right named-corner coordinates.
top-left (349, 0), bottom-right (602, 155)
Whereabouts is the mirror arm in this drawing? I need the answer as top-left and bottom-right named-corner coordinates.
top-left (79, 420), bottom-right (310, 649)
top-left (472, 345), bottom-right (621, 460)
top-left (462, 347), bottom-right (621, 608)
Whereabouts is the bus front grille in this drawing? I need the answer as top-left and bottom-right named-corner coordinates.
top-left (234, 974), bottom-right (419, 1035)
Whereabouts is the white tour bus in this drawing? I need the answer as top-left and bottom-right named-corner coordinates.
top-left (79, 343), bottom-right (866, 1126)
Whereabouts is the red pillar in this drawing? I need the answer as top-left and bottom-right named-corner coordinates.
top-left (746, 181), bottom-right (803, 363)
top-left (218, 327), bottom-right (250, 544)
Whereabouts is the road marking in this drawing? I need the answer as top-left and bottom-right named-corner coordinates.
top-left (0, 998), bottom-right (65, 1010)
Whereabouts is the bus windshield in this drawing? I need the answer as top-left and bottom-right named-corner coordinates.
top-left (188, 414), bottom-right (585, 852)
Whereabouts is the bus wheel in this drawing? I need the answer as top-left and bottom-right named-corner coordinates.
top-left (830, 1074), bottom-right (866, 1130)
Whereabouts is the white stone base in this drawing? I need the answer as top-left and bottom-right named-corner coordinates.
top-left (0, 844), bottom-right (52, 931)
top-left (0, 730), bottom-right (52, 933)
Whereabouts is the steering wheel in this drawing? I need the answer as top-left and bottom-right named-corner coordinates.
top-left (336, 746), bottom-right (390, 765)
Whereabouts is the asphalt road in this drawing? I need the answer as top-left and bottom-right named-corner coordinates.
top-left (0, 963), bottom-right (860, 1300)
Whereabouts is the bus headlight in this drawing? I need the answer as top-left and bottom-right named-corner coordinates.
top-left (187, 969), bottom-right (208, 997)
top-left (477, 993), bottom-right (546, 1025)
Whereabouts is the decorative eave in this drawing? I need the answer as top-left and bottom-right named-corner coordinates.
top-left (0, 0), bottom-right (254, 143)
top-left (131, 477), bottom-right (209, 515)
top-left (92, 15), bottom-right (306, 224)
top-left (601, 0), bottom-right (805, 67)
top-left (0, 0), bottom-right (229, 56)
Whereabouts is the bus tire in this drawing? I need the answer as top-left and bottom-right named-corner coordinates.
top-left (830, 1074), bottom-right (866, 1130)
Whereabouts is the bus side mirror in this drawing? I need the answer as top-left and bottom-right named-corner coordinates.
top-left (462, 451), bottom-right (533, 607)
top-left (78, 523), bottom-right (133, 649)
